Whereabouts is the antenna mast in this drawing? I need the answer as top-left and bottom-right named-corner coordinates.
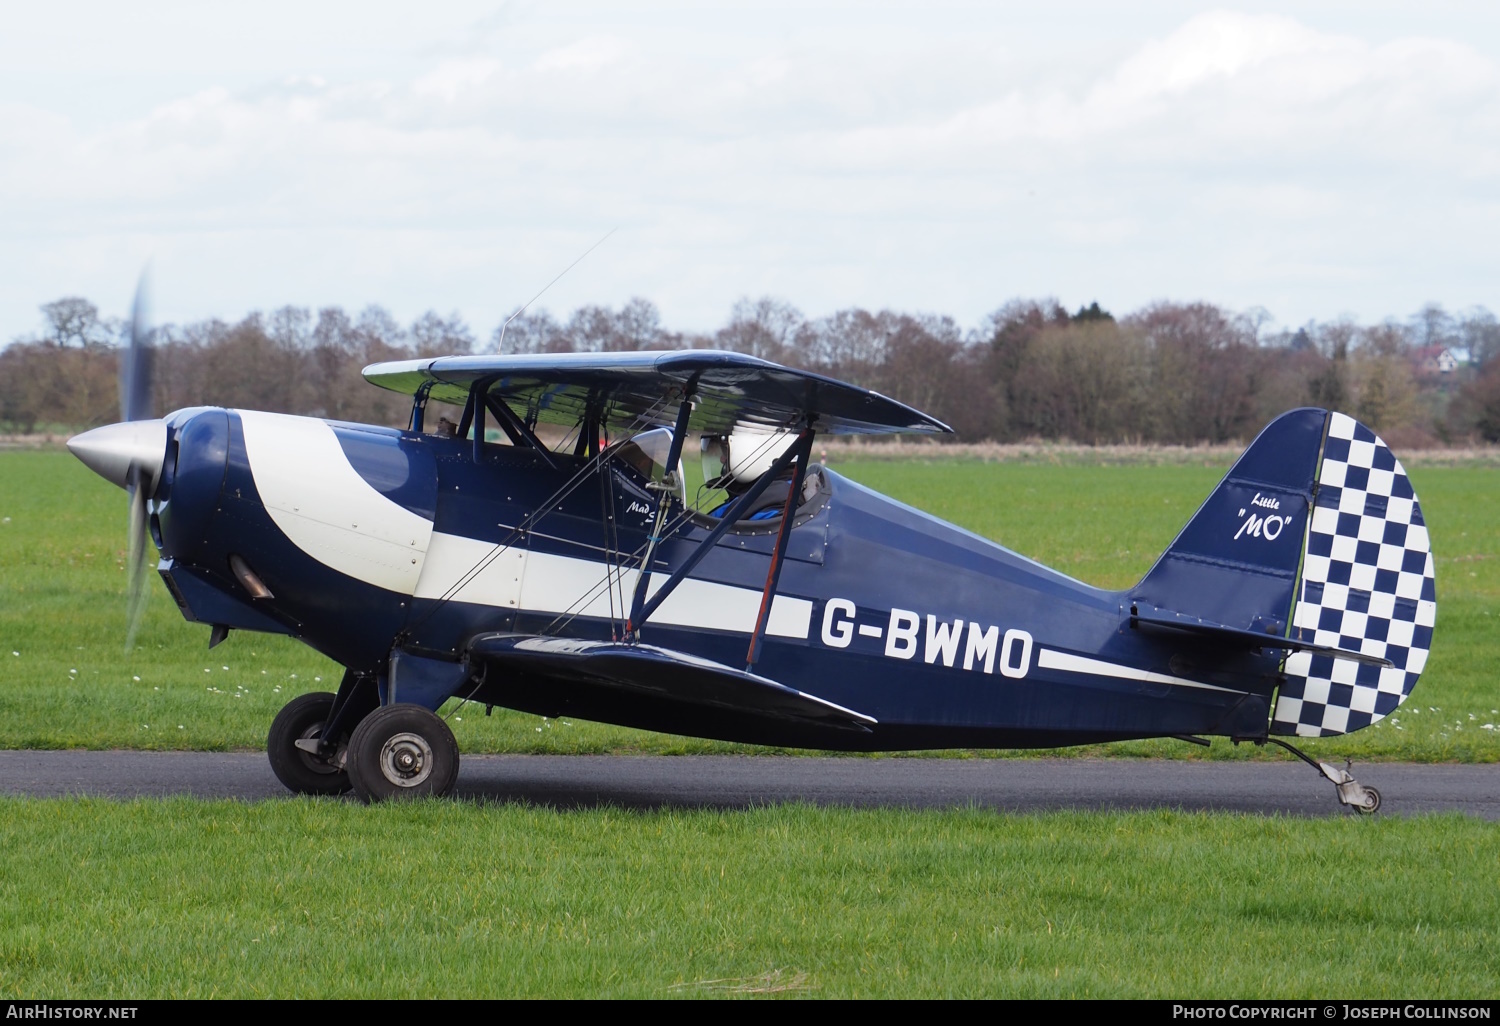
top-left (496, 228), bottom-right (617, 354)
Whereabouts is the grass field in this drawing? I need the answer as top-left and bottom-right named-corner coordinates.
top-left (0, 449), bottom-right (1495, 760)
top-left (0, 798), bottom-right (1495, 999)
top-left (2, 448), bottom-right (1498, 1001)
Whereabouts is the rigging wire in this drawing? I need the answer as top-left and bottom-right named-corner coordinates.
top-left (406, 391), bottom-right (676, 633)
top-left (531, 418), bottom-right (800, 640)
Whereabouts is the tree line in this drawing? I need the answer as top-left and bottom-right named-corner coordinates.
top-left (4, 293), bottom-right (1499, 445)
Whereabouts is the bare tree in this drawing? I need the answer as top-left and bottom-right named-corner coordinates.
top-left (409, 311), bottom-right (475, 357)
top-left (1409, 303), bottom-right (1455, 349)
top-left (613, 297), bottom-right (671, 351)
top-left (1127, 301), bottom-right (1262, 443)
top-left (715, 297), bottom-right (803, 363)
top-left (490, 308), bottom-right (564, 354)
top-left (802, 307), bottom-right (886, 380)
top-left (980, 298), bottom-right (1070, 440)
top-left (1458, 307), bottom-right (1500, 368)
top-left (40, 297), bottom-right (114, 350)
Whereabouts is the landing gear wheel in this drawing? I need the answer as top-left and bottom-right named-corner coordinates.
top-left (1356, 786), bottom-right (1381, 815)
top-left (346, 703), bottom-right (460, 803)
top-left (267, 691), bottom-right (352, 796)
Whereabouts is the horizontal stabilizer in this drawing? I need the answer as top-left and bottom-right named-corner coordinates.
top-left (1131, 609), bottom-right (1393, 668)
top-left (468, 634), bottom-right (877, 733)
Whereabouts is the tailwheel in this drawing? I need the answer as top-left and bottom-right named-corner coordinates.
top-left (1265, 738), bottom-right (1383, 814)
top-left (346, 703), bottom-right (460, 803)
top-left (267, 691), bottom-right (352, 796)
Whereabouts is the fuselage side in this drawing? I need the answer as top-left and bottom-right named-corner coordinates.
top-left (154, 409), bottom-right (1279, 750)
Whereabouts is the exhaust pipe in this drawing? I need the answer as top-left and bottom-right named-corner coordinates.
top-left (229, 554), bottom-right (274, 600)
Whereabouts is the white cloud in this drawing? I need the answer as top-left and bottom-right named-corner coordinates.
top-left (533, 36), bottom-right (628, 73)
top-left (414, 59), bottom-right (500, 102)
top-left (2, 6), bottom-right (1498, 339)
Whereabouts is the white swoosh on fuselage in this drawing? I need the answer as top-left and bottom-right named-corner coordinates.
top-left (238, 410), bottom-right (434, 595)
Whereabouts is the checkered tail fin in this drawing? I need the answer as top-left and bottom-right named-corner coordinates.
top-left (1271, 412), bottom-right (1436, 738)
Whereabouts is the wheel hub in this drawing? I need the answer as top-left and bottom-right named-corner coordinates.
top-left (379, 732), bottom-right (434, 788)
top-left (295, 723), bottom-right (341, 776)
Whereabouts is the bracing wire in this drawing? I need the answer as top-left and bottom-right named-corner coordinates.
top-left (532, 416), bottom-right (802, 640)
top-left (408, 391), bottom-right (676, 633)
top-left (495, 228), bottom-right (617, 355)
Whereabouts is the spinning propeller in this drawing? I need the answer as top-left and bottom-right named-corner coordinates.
top-left (66, 273), bottom-right (167, 649)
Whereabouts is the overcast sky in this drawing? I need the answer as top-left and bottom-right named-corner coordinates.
top-left (3, 2), bottom-right (1497, 343)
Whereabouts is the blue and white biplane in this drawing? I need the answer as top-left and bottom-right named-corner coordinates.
top-left (68, 313), bottom-right (1436, 808)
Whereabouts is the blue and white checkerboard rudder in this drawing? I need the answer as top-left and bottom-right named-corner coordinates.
top-left (1271, 413), bottom-right (1436, 738)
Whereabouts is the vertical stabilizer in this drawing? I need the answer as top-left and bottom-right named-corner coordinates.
top-left (1132, 408), bottom-right (1327, 634)
top-left (1132, 408), bottom-right (1436, 738)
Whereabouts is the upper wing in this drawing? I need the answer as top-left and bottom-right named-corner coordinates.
top-left (468, 633), bottom-right (877, 733)
top-left (362, 350), bottom-right (951, 436)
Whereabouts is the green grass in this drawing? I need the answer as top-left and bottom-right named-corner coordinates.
top-left (1, 450), bottom-right (1495, 760)
top-left (0, 798), bottom-right (1495, 999)
top-left (2, 450), bottom-right (1497, 1001)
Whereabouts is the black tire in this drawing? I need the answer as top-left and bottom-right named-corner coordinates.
top-left (267, 692), bottom-right (352, 796)
top-left (346, 703), bottom-right (460, 803)
top-left (1357, 786), bottom-right (1381, 815)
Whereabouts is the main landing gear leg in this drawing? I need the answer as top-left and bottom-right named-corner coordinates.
top-left (1264, 737), bottom-right (1381, 814)
top-left (267, 669), bottom-right (379, 796)
top-left (268, 691), bottom-right (352, 796)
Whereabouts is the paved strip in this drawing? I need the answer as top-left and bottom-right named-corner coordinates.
top-left (0, 751), bottom-right (1495, 817)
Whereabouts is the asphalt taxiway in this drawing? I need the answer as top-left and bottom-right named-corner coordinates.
top-left (0, 751), bottom-right (1494, 817)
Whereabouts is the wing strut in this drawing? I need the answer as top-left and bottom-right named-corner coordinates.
top-left (625, 387), bottom-right (698, 635)
top-left (626, 423), bottom-right (811, 638)
top-left (458, 377), bottom-right (558, 468)
top-left (407, 381), bottom-right (433, 432)
top-left (746, 428), bottom-right (815, 669)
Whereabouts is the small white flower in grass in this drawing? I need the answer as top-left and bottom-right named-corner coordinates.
top-left (221, 665), bottom-right (228, 671)
top-left (290, 674), bottom-right (297, 679)
top-left (204, 668), bottom-right (211, 673)
top-left (454, 716), bottom-right (462, 722)
top-left (314, 676), bottom-right (321, 682)
top-left (535, 727), bottom-right (542, 733)
top-left (69, 669), bottom-right (76, 675)
top-left (153, 687), bottom-right (159, 691)
top-left (178, 725), bottom-right (184, 730)
top-left (1481, 724), bottom-right (1495, 731)
top-left (133, 676), bottom-right (140, 681)
top-left (10, 652), bottom-right (17, 657)
top-left (261, 670), bottom-right (267, 675)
